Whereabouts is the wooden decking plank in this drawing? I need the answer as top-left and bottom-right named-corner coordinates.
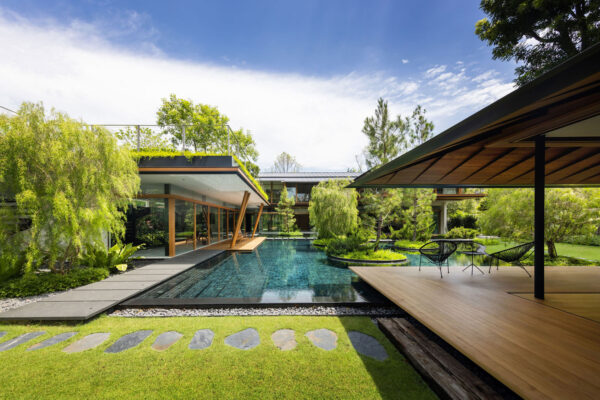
top-left (351, 266), bottom-right (600, 400)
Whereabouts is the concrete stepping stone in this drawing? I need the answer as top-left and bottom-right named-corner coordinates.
top-left (225, 328), bottom-right (259, 350)
top-left (0, 331), bottom-right (46, 352)
top-left (63, 333), bottom-right (111, 353)
top-left (152, 331), bottom-right (182, 351)
top-left (272, 329), bottom-right (297, 351)
top-left (0, 331), bottom-right (6, 339)
top-left (347, 331), bottom-right (388, 361)
top-left (27, 332), bottom-right (78, 351)
top-left (189, 329), bottom-right (214, 350)
top-left (105, 330), bottom-right (153, 353)
top-left (305, 329), bottom-right (337, 351)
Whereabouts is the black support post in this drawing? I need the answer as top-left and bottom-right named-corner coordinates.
top-left (534, 135), bottom-right (545, 299)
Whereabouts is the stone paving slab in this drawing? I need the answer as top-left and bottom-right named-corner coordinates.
top-left (272, 329), bottom-right (297, 351)
top-left (306, 329), bottom-right (337, 351)
top-left (347, 331), bottom-right (388, 361)
top-left (225, 328), bottom-right (260, 350)
top-left (0, 331), bottom-right (46, 351)
top-left (0, 331), bottom-right (6, 339)
top-left (63, 333), bottom-right (111, 353)
top-left (152, 331), bottom-right (183, 351)
top-left (28, 332), bottom-right (78, 351)
top-left (0, 249), bottom-right (224, 321)
top-left (105, 330), bottom-right (153, 353)
top-left (42, 290), bottom-right (140, 302)
top-left (0, 301), bottom-right (115, 320)
top-left (189, 329), bottom-right (214, 350)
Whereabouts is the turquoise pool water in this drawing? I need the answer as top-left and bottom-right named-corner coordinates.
top-left (129, 239), bottom-right (485, 305)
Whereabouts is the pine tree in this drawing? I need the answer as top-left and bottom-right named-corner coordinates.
top-left (276, 187), bottom-right (296, 233)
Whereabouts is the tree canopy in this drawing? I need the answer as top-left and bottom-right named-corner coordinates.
top-left (476, 0), bottom-right (600, 85)
top-left (272, 152), bottom-right (301, 172)
top-left (275, 187), bottom-right (296, 233)
top-left (360, 189), bottom-right (404, 249)
top-left (478, 188), bottom-right (600, 257)
top-left (156, 94), bottom-right (260, 176)
top-left (0, 103), bottom-right (140, 276)
top-left (398, 189), bottom-right (436, 242)
top-left (308, 179), bottom-right (358, 239)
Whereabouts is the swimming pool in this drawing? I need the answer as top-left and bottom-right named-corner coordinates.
top-left (126, 239), bottom-right (487, 306)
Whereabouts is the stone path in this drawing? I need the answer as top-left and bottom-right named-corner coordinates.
top-left (0, 250), bottom-right (223, 321)
top-left (28, 332), bottom-right (78, 351)
top-left (63, 333), bottom-right (111, 353)
top-left (305, 329), bottom-right (337, 351)
top-left (189, 329), bottom-right (214, 350)
top-left (0, 331), bottom-right (46, 352)
top-left (152, 331), bottom-right (182, 351)
top-left (347, 331), bottom-right (388, 361)
top-left (271, 329), bottom-right (296, 351)
top-left (105, 330), bottom-right (153, 353)
top-left (225, 328), bottom-right (260, 350)
top-left (0, 328), bottom-right (389, 360)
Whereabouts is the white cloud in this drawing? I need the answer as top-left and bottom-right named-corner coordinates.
top-left (401, 59), bottom-right (409, 64)
top-left (0, 9), bottom-right (515, 171)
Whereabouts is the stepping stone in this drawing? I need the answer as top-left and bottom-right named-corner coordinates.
top-left (0, 331), bottom-right (6, 339)
top-left (305, 329), bottom-right (337, 351)
top-left (152, 331), bottom-right (182, 351)
top-left (189, 329), bottom-right (214, 350)
top-left (0, 331), bottom-right (46, 352)
top-left (105, 330), bottom-right (153, 353)
top-left (347, 331), bottom-right (388, 361)
top-left (271, 329), bottom-right (297, 351)
top-left (63, 333), bottom-right (111, 353)
top-left (225, 328), bottom-right (259, 350)
top-left (27, 332), bottom-right (78, 351)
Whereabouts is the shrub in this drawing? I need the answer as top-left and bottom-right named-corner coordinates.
top-left (447, 214), bottom-right (478, 230)
top-left (326, 234), bottom-right (372, 257)
top-left (313, 238), bottom-right (334, 248)
top-left (278, 231), bottom-right (303, 237)
top-left (79, 243), bottom-right (142, 273)
top-left (445, 227), bottom-right (479, 239)
top-left (0, 268), bottom-right (109, 298)
top-left (342, 249), bottom-right (407, 261)
top-left (394, 239), bottom-right (426, 250)
top-left (563, 234), bottom-right (600, 247)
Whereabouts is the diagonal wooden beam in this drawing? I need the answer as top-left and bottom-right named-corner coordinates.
top-left (231, 191), bottom-right (250, 248)
top-left (252, 204), bottom-right (264, 238)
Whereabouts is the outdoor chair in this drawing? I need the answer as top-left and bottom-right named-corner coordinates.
top-left (486, 242), bottom-right (534, 277)
top-left (419, 240), bottom-right (458, 278)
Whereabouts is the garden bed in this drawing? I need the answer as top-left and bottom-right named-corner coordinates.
top-left (328, 254), bottom-right (408, 265)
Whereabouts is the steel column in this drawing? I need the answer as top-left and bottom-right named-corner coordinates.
top-left (534, 135), bottom-right (545, 299)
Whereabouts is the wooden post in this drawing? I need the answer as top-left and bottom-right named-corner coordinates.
top-left (252, 204), bottom-right (264, 238)
top-left (207, 206), bottom-right (211, 245)
top-left (231, 191), bottom-right (250, 248)
top-left (193, 203), bottom-right (197, 250)
top-left (168, 198), bottom-right (175, 257)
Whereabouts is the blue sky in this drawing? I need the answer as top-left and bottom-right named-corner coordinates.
top-left (0, 0), bottom-right (516, 170)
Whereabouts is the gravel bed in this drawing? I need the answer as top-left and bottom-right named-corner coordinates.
top-left (0, 291), bottom-right (66, 313)
top-left (109, 305), bottom-right (404, 318)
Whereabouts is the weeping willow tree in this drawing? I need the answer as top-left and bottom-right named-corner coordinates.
top-left (308, 179), bottom-right (358, 238)
top-left (0, 103), bottom-right (140, 277)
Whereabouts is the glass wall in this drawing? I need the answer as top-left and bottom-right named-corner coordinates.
top-left (228, 211), bottom-right (234, 238)
top-left (210, 207), bottom-right (219, 243)
top-left (196, 205), bottom-right (209, 246)
top-left (126, 198), bottom-right (168, 257)
top-left (220, 209), bottom-right (227, 240)
top-left (175, 200), bottom-right (195, 255)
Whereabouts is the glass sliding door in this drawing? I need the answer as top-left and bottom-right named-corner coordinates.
top-left (220, 209), bottom-right (227, 240)
top-left (210, 207), bottom-right (219, 243)
top-left (196, 205), bottom-right (209, 246)
top-left (127, 198), bottom-right (168, 258)
top-left (175, 200), bottom-right (195, 255)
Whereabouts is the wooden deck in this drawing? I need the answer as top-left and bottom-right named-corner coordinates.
top-left (202, 236), bottom-right (266, 251)
top-left (350, 266), bottom-right (600, 400)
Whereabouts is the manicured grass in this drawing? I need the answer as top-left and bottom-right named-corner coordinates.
top-left (483, 239), bottom-right (600, 262)
top-left (0, 316), bottom-right (436, 400)
top-left (342, 249), bottom-right (407, 261)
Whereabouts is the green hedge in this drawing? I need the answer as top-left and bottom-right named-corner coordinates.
top-left (0, 268), bottom-right (109, 298)
top-left (342, 249), bottom-right (407, 261)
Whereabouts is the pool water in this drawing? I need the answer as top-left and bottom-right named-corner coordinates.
top-left (129, 239), bottom-right (489, 306)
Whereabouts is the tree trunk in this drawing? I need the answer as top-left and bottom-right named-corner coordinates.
top-left (411, 194), bottom-right (418, 242)
top-left (546, 240), bottom-right (558, 259)
top-left (375, 216), bottom-right (382, 251)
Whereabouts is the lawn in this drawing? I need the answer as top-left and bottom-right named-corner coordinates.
top-left (483, 239), bottom-right (600, 262)
top-left (0, 315), bottom-right (436, 400)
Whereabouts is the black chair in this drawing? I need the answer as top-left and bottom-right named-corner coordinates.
top-left (486, 242), bottom-right (534, 277)
top-left (419, 240), bottom-right (458, 278)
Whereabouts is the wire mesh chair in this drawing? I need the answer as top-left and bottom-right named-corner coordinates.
top-left (486, 242), bottom-right (534, 277)
top-left (419, 240), bottom-right (458, 278)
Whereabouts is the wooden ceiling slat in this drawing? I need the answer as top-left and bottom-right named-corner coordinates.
top-left (385, 158), bottom-right (439, 185)
top-left (465, 148), bottom-right (533, 184)
top-left (544, 148), bottom-right (600, 178)
top-left (496, 148), bottom-right (572, 185)
top-left (579, 172), bottom-right (600, 185)
top-left (557, 164), bottom-right (600, 184)
top-left (441, 147), bottom-right (511, 184)
top-left (546, 151), bottom-right (600, 184)
top-left (417, 146), bottom-right (482, 184)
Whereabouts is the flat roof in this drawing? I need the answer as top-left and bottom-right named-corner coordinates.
top-left (350, 43), bottom-right (600, 188)
top-left (259, 171), bottom-right (361, 183)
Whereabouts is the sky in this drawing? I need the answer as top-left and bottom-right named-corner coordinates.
top-left (0, 0), bottom-right (517, 171)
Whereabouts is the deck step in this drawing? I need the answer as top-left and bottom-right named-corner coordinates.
top-left (377, 317), bottom-right (503, 400)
